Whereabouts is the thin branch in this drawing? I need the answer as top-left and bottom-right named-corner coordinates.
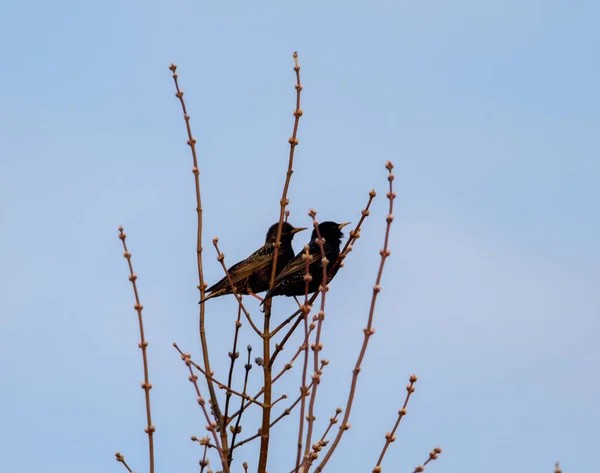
top-left (315, 161), bottom-right (397, 473)
top-left (173, 343), bottom-right (265, 409)
top-left (169, 63), bottom-right (228, 466)
top-left (317, 408), bottom-right (342, 449)
top-left (118, 227), bottom-right (155, 473)
top-left (374, 375), bottom-right (418, 470)
top-left (115, 452), bottom-right (134, 473)
top-left (258, 51), bottom-right (303, 473)
top-left (334, 189), bottom-right (377, 273)
top-left (212, 239), bottom-right (262, 337)
top-left (407, 447), bottom-right (442, 473)
top-left (302, 211), bottom-right (330, 472)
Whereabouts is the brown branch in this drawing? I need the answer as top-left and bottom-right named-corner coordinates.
top-left (315, 161), bottom-right (396, 473)
top-left (258, 51), bottom-right (304, 473)
top-left (243, 462), bottom-right (249, 473)
top-left (115, 452), bottom-right (134, 473)
top-left (334, 189), bottom-right (377, 273)
top-left (373, 375), bottom-right (418, 471)
top-left (169, 63), bottom-right (228, 467)
top-left (212, 239), bottom-right (262, 337)
top-left (173, 343), bottom-right (265, 409)
top-left (302, 212), bottom-right (330, 472)
top-left (118, 227), bottom-right (155, 473)
top-left (407, 447), bottom-right (442, 473)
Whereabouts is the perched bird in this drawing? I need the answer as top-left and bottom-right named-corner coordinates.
top-left (263, 221), bottom-right (350, 301)
top-left (200, 222), bottom-right (306, 303)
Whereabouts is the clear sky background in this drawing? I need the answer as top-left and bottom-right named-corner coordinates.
top-left (1, 1), bottom-right (598, 472)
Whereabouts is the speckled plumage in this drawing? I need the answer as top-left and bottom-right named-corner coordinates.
top-left (263, 221), bottom-right (349, 300)
top-left (200, 222), bottom-right (306, 303)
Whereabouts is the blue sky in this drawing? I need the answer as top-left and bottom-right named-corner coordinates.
top-left (1, 1), bottom-right (598, 472)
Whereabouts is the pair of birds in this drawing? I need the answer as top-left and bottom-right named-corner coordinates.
top-left (200, 221), bottom-right (350, 303)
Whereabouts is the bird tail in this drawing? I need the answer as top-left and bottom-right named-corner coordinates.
top-left (259, 292), bottom-right (272, 306)
top-left (199, 291), bottom-right (218, 304)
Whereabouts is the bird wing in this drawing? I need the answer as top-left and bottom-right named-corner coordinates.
top-left (226, 252), bottom-right (273, 284)
top-left (275, 252), bottom-right (321, 282)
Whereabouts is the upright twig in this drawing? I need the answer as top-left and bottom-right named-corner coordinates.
top-left (169, 64), bottom-right (228, 466)
top-left (302, 211), bottom-right (330, 472)
top-left (117, 227), bottom-right (155, 473)
top-left (315, 161), bottom-right (396, 473)
top-left (373, 375), bottom-right (418, 471)
top-left (258, 51), bottom-right (303, 473)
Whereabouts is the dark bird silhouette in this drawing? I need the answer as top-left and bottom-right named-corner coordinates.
top-left (263, 221), bottom-right (350, 301)
top-left (200, 222), bottom-right (306, 303)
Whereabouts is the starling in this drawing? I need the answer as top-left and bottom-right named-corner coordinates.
top-left (263, 221), bottom-right (350, 301)
top-left (200, 222), bottom-right (306, 303)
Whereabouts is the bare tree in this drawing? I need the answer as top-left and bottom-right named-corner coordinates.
top-left (114, 52), bottom-right (441, 473)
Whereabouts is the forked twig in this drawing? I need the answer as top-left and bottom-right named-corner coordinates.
top-left (373, 375), bottom-right (418, 470)
top-left (302, 211), bottom-right (330, 471)
top-left (117, 227), bottom-right (154, 473)
top-left (315, 161), bottom-right (396, 473)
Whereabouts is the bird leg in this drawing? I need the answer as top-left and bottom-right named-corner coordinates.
top-left (249, 291), bottom-right (264, 302)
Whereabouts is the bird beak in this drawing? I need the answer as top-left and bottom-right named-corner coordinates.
top-left (292, 227), bottom-right (308, 234)
top-left (338, 222), bottom-right (351, 229)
